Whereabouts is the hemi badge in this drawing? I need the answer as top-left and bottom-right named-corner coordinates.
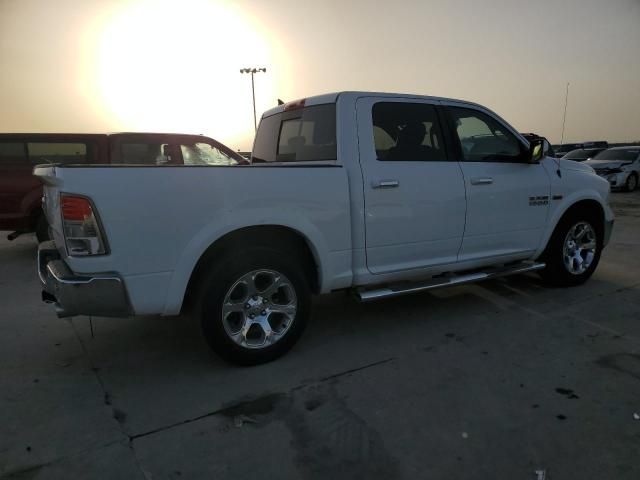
top-left (529, 195), bottom-right (549, 206)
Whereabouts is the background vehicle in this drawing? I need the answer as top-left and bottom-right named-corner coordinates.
top-left (552, 141), bottom-right (608, 158)
top-left (562, 147), bottom-right (606, 162)
top-left (0, 133), bottom-right (245, 240)
top-left (552, 143), bottom-right (582, 158)
top-left (36, 92), bottom-right (614, 365)
top-left (586, 146), bottom-right (640, 192)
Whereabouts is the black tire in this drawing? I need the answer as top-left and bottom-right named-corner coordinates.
top-left (625, 173), bottom-right (638, 192)
top-left (538, 209), bottom-right (602, 287)
top-left (195, 246), bottom-right (311, 365)
top-left (35, 214), bottom-right (50, 243)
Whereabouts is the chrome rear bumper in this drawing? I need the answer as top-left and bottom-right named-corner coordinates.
top-left (38, 241), bottom-right (131, 318)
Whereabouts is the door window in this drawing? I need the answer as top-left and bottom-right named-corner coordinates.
top-left (448, 107), bottom-right (525, 163)
top-left (372, 102), bottom-right (446, 161)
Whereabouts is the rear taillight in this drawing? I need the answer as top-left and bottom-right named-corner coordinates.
top-left (60, 194), bottom-right (106, 256)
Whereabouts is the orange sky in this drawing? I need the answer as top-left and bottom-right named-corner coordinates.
top-left (1, 0), bottom-right (639, 150)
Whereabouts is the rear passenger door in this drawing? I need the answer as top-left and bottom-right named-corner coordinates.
top-left (442, 104), bottom-right (551, 262)
top-left (356, 98), bottom-right (467, 274)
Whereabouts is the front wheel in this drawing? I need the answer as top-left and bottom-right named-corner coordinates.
top-left (196, 246), bottom-right (311, 365)
top-left (625, 173), bottom-right (638, 192)
top-left (539, 212), bottom-right (602, 287)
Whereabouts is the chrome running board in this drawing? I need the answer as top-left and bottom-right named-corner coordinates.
top-left (356, 262), bottom-right (545, 302)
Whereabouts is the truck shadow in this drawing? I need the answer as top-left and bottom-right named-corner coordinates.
top-left (69, 268), bottom-right (636, 437)
top-left (75, 269), bottom-right (632, 374)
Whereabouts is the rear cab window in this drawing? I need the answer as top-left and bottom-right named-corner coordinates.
top-left (252, 104), bottom-right (337, 163)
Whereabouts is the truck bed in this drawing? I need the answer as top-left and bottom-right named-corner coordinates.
top-left (35, 164), bottom-right (353, 315)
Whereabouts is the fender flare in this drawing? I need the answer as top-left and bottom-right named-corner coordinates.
top-left (534, 190), bottom-right (609, 258)
top-left (161, 212), bottom-right (332, 316)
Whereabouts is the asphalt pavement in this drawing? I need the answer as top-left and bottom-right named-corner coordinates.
top-left (1, 191), bottom-right (639, 479)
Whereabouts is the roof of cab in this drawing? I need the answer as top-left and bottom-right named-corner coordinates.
top-left (261, 91), bottom-right (484, 118)
top-left (0, 132), bottom-right (211, 138)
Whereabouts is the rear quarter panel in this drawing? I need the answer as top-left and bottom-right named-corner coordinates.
top-left (48, 165), bottom-right (352, 315)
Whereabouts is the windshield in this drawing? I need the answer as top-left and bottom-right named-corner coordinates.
top-left (180, 142), bottom-right (243, 166)
top-left (593, 148), bottom-right (639, 161)
top-left (564, 149), bottom-right (594, 160)
top-left (556, 143), bottom-right (580, 153)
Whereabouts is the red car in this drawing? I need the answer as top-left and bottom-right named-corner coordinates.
top-left (0, 132), bottom-right (246, 240)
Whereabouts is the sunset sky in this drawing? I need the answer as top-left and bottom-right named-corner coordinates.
top-left (1, 0), bottom-right (639, 150)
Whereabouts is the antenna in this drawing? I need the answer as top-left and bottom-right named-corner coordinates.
top-left (560, 82), bottom-right (570, 145)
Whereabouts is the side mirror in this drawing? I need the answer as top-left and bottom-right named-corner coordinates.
top-left (528, 139), bottom-right (545, 164)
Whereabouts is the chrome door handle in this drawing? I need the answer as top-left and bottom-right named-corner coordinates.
top-left (470, 177), bottom-right (493, 185)
top-left (372, 180), bottom-right (399, 189)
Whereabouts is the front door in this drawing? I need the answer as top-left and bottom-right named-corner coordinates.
top-left (356, 97), bottom-right (467, 274)
top-left (443, 104), bottom-right (551, 262)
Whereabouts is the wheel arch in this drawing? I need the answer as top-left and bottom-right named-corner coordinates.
top-left (173, 225), bottom-right (323, 315)
top-left (536, 197), bottom-right (606, 259)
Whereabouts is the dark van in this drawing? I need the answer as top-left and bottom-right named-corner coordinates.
top-left (0, 133), bottom-right (245, 240)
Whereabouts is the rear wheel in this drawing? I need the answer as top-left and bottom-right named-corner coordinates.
top-left (539, 210), bottom-right (602, 287)
top-left (196, 246), bottom-right (311, 365)
top-left (625, 173), bottom-right (638, 192)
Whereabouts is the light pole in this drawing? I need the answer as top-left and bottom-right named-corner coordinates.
top-left (240, 67), bottom-right (266, 132)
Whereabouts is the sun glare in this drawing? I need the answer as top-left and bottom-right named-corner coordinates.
top-left (96, 0), bottom-right (274, 148)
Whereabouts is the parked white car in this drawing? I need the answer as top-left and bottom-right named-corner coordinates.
top-left (36, 91), bottom-right (614, 364)
top-left (585, 146), bottom-right (640, 192)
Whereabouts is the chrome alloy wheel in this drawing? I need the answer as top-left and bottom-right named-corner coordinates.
top-left (221, 269), bottom-right (297, 349)
top-left (563, 222), bottom-right (597, 275)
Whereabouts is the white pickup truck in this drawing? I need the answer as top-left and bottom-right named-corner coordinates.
top-left (36, 91), bottom-right (614, 365)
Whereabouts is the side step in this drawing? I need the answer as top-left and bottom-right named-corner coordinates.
top-left (356, 262), bottom-right (545, 302)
